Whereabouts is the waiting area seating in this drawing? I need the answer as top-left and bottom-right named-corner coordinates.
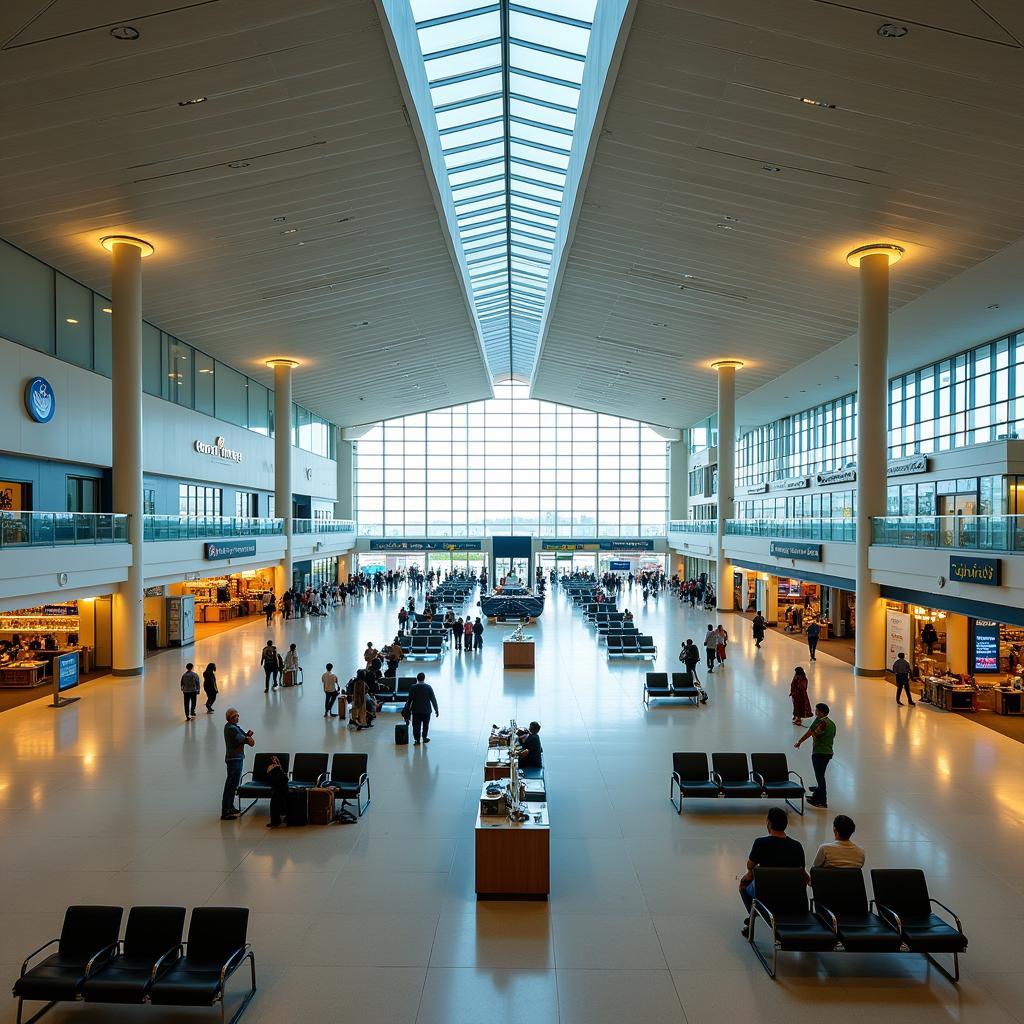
top-left (376, 675), bottom-right (415, 705)
top-left (13, 905), bottom-right (255, 1024)
top-left (236, 751), bottom-right (370, 818)
top-left (748, 867), bottom-right (968, 982)
top-left (669, 752), bottom-right (806, 814)
top-left (397, 631), bottom-right (445, 660)
top-left (644, 672), bottom-right (706, 707)
top-left (607, 634), bottom-right (657, 659)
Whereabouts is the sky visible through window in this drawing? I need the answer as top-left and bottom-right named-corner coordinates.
top-left (410, 1), bottom-right (598, 379)
top-left (353, 380), bottom-right (669, 538)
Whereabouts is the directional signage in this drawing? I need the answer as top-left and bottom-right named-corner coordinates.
top-left (769, 541), bottom-right (822, 561)
top-left (204, 540), bottom-right (257, 560)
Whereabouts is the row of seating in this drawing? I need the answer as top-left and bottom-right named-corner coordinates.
top-left (748, 867), bottom-right (968, 982)
top-left (671, 752), bottom-right (806, 814)
top-left (13, 905), bottom-right (255, 1024)
top-left (396, 634), bottom-right (445, 659)
top-left (644, 672), bottom-right (707, 707)
top-left (607, 634), bottom-right (657, 659)
top-left (237, 752), bottom-right (370, 817)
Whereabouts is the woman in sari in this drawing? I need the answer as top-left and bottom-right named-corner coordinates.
top-left (790, 666), bottom-right (812, 725)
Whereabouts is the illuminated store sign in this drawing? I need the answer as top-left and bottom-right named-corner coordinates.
top-left (194, 436), bottom-right (243, 462)
top-left (949, 556), bottom-right (1001, 587)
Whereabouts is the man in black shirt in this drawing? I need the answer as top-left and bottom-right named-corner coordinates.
top-left (738, 806), bottom-right (806, 937)
top-left (403, 671), bottom-right (439, 744)
top-left (517, 721), bottom-right (543, 769)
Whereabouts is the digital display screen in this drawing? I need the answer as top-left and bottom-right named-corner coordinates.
top-left (973, 620), bottom-right (1000, 674)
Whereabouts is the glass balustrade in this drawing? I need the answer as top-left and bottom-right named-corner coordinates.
top-left (871, 515), bottom-right (1024, 552)
top-left (142, 516), bottom-right (283, 541)
top-left (667, 520), bottom-right (717, 534)
top-left (292, 519), bottom-right (356, 534)
top-left (0, 512), bottom-right (129, 547)
top-left (725, 518), bottom-right (856, 542)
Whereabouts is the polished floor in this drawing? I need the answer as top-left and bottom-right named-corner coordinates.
top-left (1, 584), bottom-right (1023, 1024)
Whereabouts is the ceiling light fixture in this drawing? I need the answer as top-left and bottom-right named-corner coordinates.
top-left (711, 359), bottom-right (744, 371)
top-left (846, 243), bottom-right (904, 266)
top-left (227, 160), bottom-right (250, 169)
top-left (721, 215), bottom-right (739, 222)
top-left (761, 163), bottom-right (781, 173)
top-left (987, 303), bottom-right (1000, 310)
top-left (65, 318), bottom-right (79, 324)
top-left (100, 235), bottom-right (155, 257)
top-left (715, 223), bottom-right (734, 231)
top-left (102, 307), bottom-right (112, 313)
top-left (177, 97), bottom-right (207, 106)
top-left (878, 22), bottom-right (908, 38)
top-left (281, 227), bottom-right (298, 235)
top-left (110, 25), bottom-right (139, 40)
top-left (273, 216), bottom-right (287, 223)
top-left (265, 358), bottom-right (300, 369)
top-left (198, 368), bottom-right (213, 373)
top-left (800, 97), bottom-right (836, 109)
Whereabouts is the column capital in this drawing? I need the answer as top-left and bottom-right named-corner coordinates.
top-left (265, 357), bottom-right (300, 368)
top-left (710, 359), bottom-right (744, 371)
top-left (100, 235), bottom-right (155, 256)
top-left (846, 243), bottom-right (903, 267)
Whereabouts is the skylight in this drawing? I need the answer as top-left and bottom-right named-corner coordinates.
top-left (410, 0), bottom-right (597, 380)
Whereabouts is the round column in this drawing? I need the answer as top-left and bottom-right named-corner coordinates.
top-left (268, 359), bottom-right (297, 595)
top-left (103, 235), bottom-right (153, 676)
top-left (848, 243), bottom-right (903, 675)
top-left (713, 360), bottom-right (742, 612)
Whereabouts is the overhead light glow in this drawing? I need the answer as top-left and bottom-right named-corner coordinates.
top-left (846, 243), bottom-right (905, 267)
top-left (177, 96), bottom-right (207, 106)
top-left (801, 97), bottom-right (836, 109)
top-left (265, 358), bottom-right (300, 368)
top-left (101, 307), bottom-right (112, 314)
top-left (65, 318), bottom-right (79, 324)
top-left (100, 235), bottom-right (155, 257)
top-left (711, 359), bottom-right (745, 371)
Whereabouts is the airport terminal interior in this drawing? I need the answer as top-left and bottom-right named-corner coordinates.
top-left (1, 1), bottom-right (1024, 1022)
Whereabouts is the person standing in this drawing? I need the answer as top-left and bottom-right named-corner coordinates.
top-left (385, 638), bottom-right (404, 678)
top-left (221, 707), bottom-right (254, 821)
top-left (921, 622), bottom-right (938, 656)
top-left (404, 671), bottom-right (439, 744)
top-left (260, 641), bottom-right (278, 692)
top-left (283, 643), bottom-right (300, 686)
top-left (454, 616), bottom-right (464, 651)
top-left (795, 702), bottom-right (836, 809)
top-left (682, 639), bottom-right (702, 684)
top-left (473, 617), bottom-right (484, 651)
top-left (892, 651), bottom-right (915, 706)
top-left (322, 662), bottom-right (340, 717)
top-left (715, 624), bottom-right (728, 665)
top-left (398, 605), bottom-right (409, 635)
top-left (463, 618), bottom-right (473, 652)
top-left (264, 593), bottom-right (276, 626)
top-left (282, 589), bottom-right (292, 620)
top-left (752, 611), bottom-right (766, 649)
top-left (363, 641), bottom-right (379, 669)
top-left (349, 670), bottom-right (370, 730)
top-left (202, 662), bottom-right (218, 713)
top-left (180, 663), bottom-right (201, 721)
top-left (703, 625), bottom-right (717, 673)
top-left (789, 666), bottom-right (812, 724)
top-left (806, 620), bottom-right (821, 662)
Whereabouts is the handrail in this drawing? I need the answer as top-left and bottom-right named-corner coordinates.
top-left (871, 514), bottom-right (1024, 552)
top-left (667, 519), bottom-right (716, 534)
top-left (292, 518), bottom-right (356, 534)
top-left (0, 511), bottom-right (129, 547)
top-left (725, 517), bottom-right (856, 542)
top-left (143, 515), bottom-right (283, 541)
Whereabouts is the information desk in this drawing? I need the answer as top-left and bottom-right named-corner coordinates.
top-left (923, 677), bottom-right (977, 712)
top-left (994, 688), bottom-right (1024, 715)
top-left (483, 748), bottom-right (512, 781)
top-left (503, 637), bottom-right (535, 669)
top-left (0, 661), bottom-right (48, 688)
top-left (475, 800), bottom-right (550, 900)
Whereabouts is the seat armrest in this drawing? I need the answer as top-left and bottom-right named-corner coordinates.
top-left (238, 770), bottom-right (253, 785)
top-left (710, 772), bottom-right (723, 787)
top-left (671, 771), bottom-right (681, 784)
top-left (751, 772), bottom-right (766, 788)
top-left (874, 901), bottom-right (904, 935)
top-left (358, 773), bottom-right (369, 787)
top-left (220, 944), bottom-right (252, 987)
top-left (930, 898), bottom-right (964, 933)
top-left (150, 944), bottom-right (184, 981)
top-left (814, 902), bottom-right (839, 934)
top-left (84, 941), bottom-right (120, 977)
top-left (20, 938), bottom-right (59, 977)
top-left (789, 770), bottom-right (804, 786)
top-left (316, 772), bottom-right (328, 786)
top-left (750, 899), bottom-right (777, 936)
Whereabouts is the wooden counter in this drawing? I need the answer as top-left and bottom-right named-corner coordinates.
top-left (503, 638), bottom-right (535, 668)
top-left (475, 803), bottom-right (550, 900)
top-left (0, 661), bottom-right (48, 688)
top-left (483, 748), bottom-right (512, 781)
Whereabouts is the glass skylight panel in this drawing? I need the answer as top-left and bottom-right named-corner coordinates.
top-left (412, 0), bottom-right (595, 377)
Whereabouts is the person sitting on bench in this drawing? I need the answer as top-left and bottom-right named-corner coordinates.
top-left (738, 806), bottom-right (807, 937)
top-left (516, 721), bottom-right (543, 768)
top-left (811, 814), bottom-right (865, 869)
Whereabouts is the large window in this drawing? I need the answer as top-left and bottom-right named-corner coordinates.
top-left (354, 381), bottom-right (668, 537)
top-left (179, 484), bottom-right (222, 516)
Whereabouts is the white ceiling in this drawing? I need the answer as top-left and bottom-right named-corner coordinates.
top-left (531, 0), bottom-right (1024, 428)
top-left (0, 0), bottom-right (493, 426)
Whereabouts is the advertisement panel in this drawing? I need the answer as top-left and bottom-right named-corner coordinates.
top-left (885, 609), bottom-right (912, 668)
top-left (972, 620), bottom-right (1000, 673)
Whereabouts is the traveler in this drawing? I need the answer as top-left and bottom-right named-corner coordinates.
top-left (264, 593), bottom-right (276, 626)
top-left (398, 605), bottom-right (408, 635)
top-left (221, 707), bottom-right (254, 820)
top-left (681, 639), bottom-right (701, 684)
top-left (921, 622), bottom-right (938, 656)
top-left (806, 620), bottom-right (821, 661)
top-left (715, 624), bottom-right (728, 665)
top-left (202, 662), bottom-right (218, 713)
top-left (738, 806), bottom-right (807, 937)
top-left (363, 641), bottom-right (379, 668)
top-left (385, 639), bottom-right (404, 677)
top-left (893, 652), bottom-right (915, 706)
top-left (516, 721), bottom-right (543, 768)
top-left (260, 641), bottom-right (278, 692)
top-left (789, 666), bottom-right (812, 724)
top-left (322, 662), bottom-right (340, 717)
top-left (454, 616), bottom-right (464, 650)
top-left (348, 670), bottom-right (371, 729)
top-left (473, 617), bottom-right (484, 651)
top-left (752, 611), bottom-right (766, 649)
top-left (404, 671), bottom-right (439, 744)
top-left (282, 590), bottom-right (293, 620)
top-left (265, 755), bottom-right (290, 828)
top-left (283, 643), bottom-right (301, 686)
top-left (811, 815), bottom-right (865, 869)
top-left (180, 663), bottom-right (200, 721)
top-left (703, 625), bottom-right (717, 673)
top-left (463, 618), bottom-right (473, 652)
top-left (795, 703), bottom-right (836, 809)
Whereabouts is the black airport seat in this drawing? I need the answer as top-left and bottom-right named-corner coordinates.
top-left (393, 676), bottom-right (416, 700)
top-left (321, 753), bottom-right (371, 817)
top-left (13, 905), bottom-right (123, 1017)
top-left (871, 869), bottom-right (968, 981)
top-left (607, 637), bottom-right (623, 657)
top-left (148, 907), bottom-right (256, 1023)
top-left (809, 869), bottom-right (902, 954)
top-left (236, 753), bottom-right (290, 815)
top-left (644, 672), bottom-right (673, 706)
top-left (621, 635), bottom-right (639, 653)
top-left (638, 635), bottom-right (657, 656)
top-left (82, 905), bottom-right (186, 1004)
top-left (670, 672), bottom-right (705, 704)
top-left (749, 868), bottom-right (838, 977)
top-left (711, 753), bottom-right (763, 798)
top-left (290, 753), bottom-right (329, 789)
top-left (751, 753), bottom-right (806, 815)
top-left (670, 752), bottom-right (720, 811)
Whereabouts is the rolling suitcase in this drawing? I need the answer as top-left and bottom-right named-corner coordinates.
top-left (395, 722), bottom-right (409, 745)
top-left (286, 787), bottom-right (308, 826)
top-left (308, 787), bottom-right (334, 825)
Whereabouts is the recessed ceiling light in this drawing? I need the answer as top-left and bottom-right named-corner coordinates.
top-left (721, 215), bottom-right (739, 222)
top-left (801, 97), bottom-right (836, 109)
top-left (987, 303), bottom-right (1000, 310)
top-left (65, 317), bottom-right (79, 324)
top-left (761, 163), bottom-right (781, 173)
top-left (682, 273), bottom-right (694, 279)
top-left (101, 307), bottom-right (112, 314)
top-left (198, 368), bottom-right (213, 374)
top-left (281, 227), bottom-right (299, 235)
top-left (177, 97), bottom-right (207, 106)
top-left (110, 25), bottom-right (139, 40)
top-left (716, 223), bottom-right (734, 230)
top-left (878, 22), bottom-right (908, 38)
top-left (227, 160), bottom-right (250, 169)
top-left (337, 217), bottom-right (351, 223)
top-left (273, 216), bottom-right (287, 223)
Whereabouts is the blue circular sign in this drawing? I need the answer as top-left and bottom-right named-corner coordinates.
top-left (25, 377), bottom-right (55, 423)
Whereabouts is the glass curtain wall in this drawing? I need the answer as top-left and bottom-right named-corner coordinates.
top-left (354, 381), bottom-right (667, 537)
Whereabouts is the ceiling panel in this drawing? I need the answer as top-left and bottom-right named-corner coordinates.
top-left (0, 0), bottom-right (492, 425)
top-left (532, 0), bottom-right (1024, 427)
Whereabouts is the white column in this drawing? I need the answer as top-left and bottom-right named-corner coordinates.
top-left (269, 359), bottom-right (297, 595)
top-left (713, 360), bottom-right (741, 611)
top-left (669, 430), bottom-right (690, 521)
top-left (104, 235), bottom-right (152, 676)
top-left (849, 244), bottom-right (903, 675)
top-left (334, 428), bottom-right (353, 521)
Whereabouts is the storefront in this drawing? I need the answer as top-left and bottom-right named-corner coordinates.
top-left (361, 540), bottom-right (487, 579)
top-left (179, 568), bottom-right (274, 631)
top-left (0, 598), bottom-right (111, 690)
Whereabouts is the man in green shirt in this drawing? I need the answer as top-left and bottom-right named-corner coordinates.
top-left (795, 702), bottom-right (836, 809)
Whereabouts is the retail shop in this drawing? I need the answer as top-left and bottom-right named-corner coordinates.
top-left (181, 569), bottom-right (274, 623)
top-left (0, 598), bottom-right (111, 691)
